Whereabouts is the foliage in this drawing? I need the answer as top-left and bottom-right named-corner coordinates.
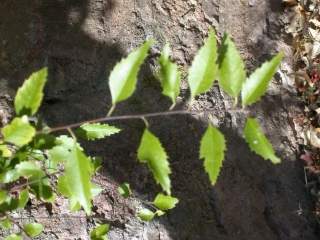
top-left (0, 28), bottom-right (282, 238)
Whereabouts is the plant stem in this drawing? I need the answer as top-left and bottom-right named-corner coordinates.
top-left (107, 104), bottom-right (116, 117)
top-left (41, 108), bottom-right (249, 135)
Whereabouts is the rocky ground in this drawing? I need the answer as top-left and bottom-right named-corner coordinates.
top-left (0, 0), bottom-right (319, 239)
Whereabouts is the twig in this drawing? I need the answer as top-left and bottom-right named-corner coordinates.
top-left (42, 109), bottom-right (248, 134)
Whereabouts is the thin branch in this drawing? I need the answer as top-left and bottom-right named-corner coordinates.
top-left (42, 109), bottom-right (248, 134)
top-left (7, 215), bottom-right (32, 240)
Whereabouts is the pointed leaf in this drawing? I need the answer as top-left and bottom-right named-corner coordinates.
top-left (241, 53), bottom-right (283, 106)
top-left (23, 223), bottom-right (43, 237)
top-left (188, 30), bottom-right (218, 98)
top-left (218, 34), bottom-right (246, 97)
top-left (153, 193), bottom-right (179, 211)
top-left (79, 123), bottom-right (121, 140)
top-left (14, 68), bottom-right (48, 115)
top-left (90, 224), bottom-right (109, 240)
top-left (2, 117), bottom-right (36, 147)
top-left (0, 190), bottom-right (7, 204)
top-left (158, 43), bottom-right (181, 104)
top-left (244, 118), bottom-right (280, 164)
top-left (109, 41), bottom-right (152, 104)
top-left (200, 125), bottom-right (226, 185)
top-left (137, 129), bottom-right (171, 195)
top-left (63, 143), bottom-right (94, 214)
top-left (137, 208), bottom-right (155, 222)
top-left (18, 189), bottom-right (29, 209)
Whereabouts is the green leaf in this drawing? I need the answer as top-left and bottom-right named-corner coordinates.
top-left (62, 142), bottom-right (94, 214)
top-left (241, 53), bottom-right (283, 106)
top-left (4, 234), bottom-right (22, 240)
top-left (0, 145), bottom-right (12, 158)
top-left (79, 123), bottom-right (121, 140)
top-left (137, 208), bottom-right (155, 222)
top-left (155, 210), bottom-right (165, 216)
top-left (200, 125), bottom-right (226, 185)
top-left (153, 193), bottom-right (179, 211)
top-left (158, 43), bottom-right (181, 104)
top-left (18, 189), bottom-right (29, 209)
top-left (218, 33), bottom-right (246, 98)
top-left (118, 182), bottom-right (132, 198)
top-left (137, 129), bottom-right (171, 195)
top-left (2, 117), bottom-right (36, 147)
top-left (47, 135), bottom-right (75, 171)
top-left (0, 170), bottom-right (19, 184)
top-left (16, 161), bottom-right (45, 179)
top-left (23, 223), bottom-right (43, 237)
top-left (0, 190), bottom-right (7, 204)
top-left (0, 218), bottom-right (12, 230)
top-left (14, 67), bottom-right (48, 116)
top-left (90, 224), bottom-right (110, 240)
top-left (109, 41), bottom-right (152, 104)
top-left (188, 29), bottom-right (218, 98)
top-left (244, 118), bottom-right (281, 164)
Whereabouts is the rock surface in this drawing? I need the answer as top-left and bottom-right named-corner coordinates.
top-left (0, 0), bottom-right (318, 239)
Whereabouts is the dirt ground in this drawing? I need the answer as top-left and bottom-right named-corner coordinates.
top-left (0, 0), bottom-right (319, 239)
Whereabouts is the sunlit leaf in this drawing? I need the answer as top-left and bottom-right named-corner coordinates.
top-left (14, 67), bottom-right (47, 116)
top-left (109, 41), bottom-right (152, 104)
top-left (79, 123), bottom-right (121, 140)
top-left (137, 129), bottom-right (171, 195)
top-left (158, 43), bottom-right (181, 104)
top-left (188, 29), bottom-right (218, 98)
top-left (61, 142), bottom-right (94, 214)
top-left (4, 234), bottom-right (22, 240)
top-left (0, 218), bottom-right (12, 230)
top-left (2, 117), bottom-right (36, 147)
top-left (137, 208), bottom-right (155, 222)
top-left (244, 118), bottom-right (281, 164)
top-left (153, 193), bottom-right (179, 211)
top-left (23, 223), bottom-right (43, 237)
top-left (241, 53), bottom-right (283, 106)
top-left (90, 224), bottom-right (110, 240)
top-left (18, 189), bottom-right (29, 209)
top-left (218, 33), bottom-right (246, 98)
top-left (200, 125), bottom-right (226, 185)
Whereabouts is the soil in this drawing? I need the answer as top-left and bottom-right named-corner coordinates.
top-left (0, 0), bottom-right (319, 239)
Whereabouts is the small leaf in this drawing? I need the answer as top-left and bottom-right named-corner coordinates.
top-left (137, 129), bottom-right (171, 195)
top-left (118, 182), bottom-right (132, 198)
top-left (188, 29), bottom-right (218, 98)
top-left (200, 125), bottom-right (226, 185)
top-left (23, 223), bottom-right (43, 237)
top-left (155, 210), bottom-right (165, 216)
top-left (153, 193), bottom-right (179, 211)
top-left (14, 67), bottom-right (48, 116)
top-left (218, 33), bottom-right (246, 98)
top-left (90, 224), bottom-right (110, 240)
top-left (244, 118), bottom-right (281, 164)
top-left (4, 234), bottom-right (22, 240)
top-left (137, 208), bottom-right (155, 222)
top-left (158, 43), bottom-right (181, 104)
top-left (241, 53), bottom-right (283, 106)
top-left (2, 117), bottom-right (36, 147)
top-left (79, 123), bottom-right (121, 140)
top-left (109, 41), bottom-right (152, 104)
top-left (0, 218), bottom-right (12, 230)
top-left (18, 189), bottom-right (29, 209)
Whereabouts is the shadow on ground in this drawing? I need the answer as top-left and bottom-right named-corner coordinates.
top-left (0, 0), bottom-right (318, 239)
